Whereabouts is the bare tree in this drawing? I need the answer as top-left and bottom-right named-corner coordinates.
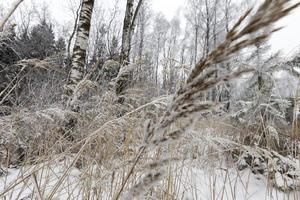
top-left (119, 0), bottom-right (143, 64)
top-left (67, 1), bottom-right (81, 58)
top-left (115, 0), bottom-right (143, 97)
top-left (185, 0), bottom-right (202, 66)
top-left (162, 17), bottom-right (181, 93)
top-left (152, 13), bottom-right (169, 86)
top-left (64, 0), bottom-right (95, 96)
top-left (131, 1), bottom-right (152, 83)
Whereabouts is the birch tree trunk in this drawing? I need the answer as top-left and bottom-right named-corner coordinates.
top-left (204, 0), bottom-right (211, 57)
top-left (194, 26), bottom-right (199, 66)
top-left (120, 0), bottom-right (134, 64)
top-left (116, 0), bottom-right (143, 97)
top-left (65, 0), bottom-right (95, 96)
top-left (67, 3), bottom-right (82, 59)
top-left (137, 4), bottom-right (145, 82)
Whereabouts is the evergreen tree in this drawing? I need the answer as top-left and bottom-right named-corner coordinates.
top-left (0, 25), bottom-right (19, 65)
top-left (15, 20), bottom-right (56, 59)
top-left (55, 37), bottom-right (66, 53)
top-left (28, 20), bottom-right (55, 59)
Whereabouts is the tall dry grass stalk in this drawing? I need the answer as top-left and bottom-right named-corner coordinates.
top-left (1, 0), bottom-right (300, 199)
top-left (116, 0), bottom-right (300, 198)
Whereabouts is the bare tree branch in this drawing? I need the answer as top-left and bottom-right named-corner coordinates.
top-left (130, 0), bottom-right (143, 31)
top-left (0, 0), bottom-right (24, 32)
top-left (67, 0), bottom-right (82, 58)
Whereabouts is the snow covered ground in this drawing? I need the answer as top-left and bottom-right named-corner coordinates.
top-left (0, 163), bottom-right (82, 199)
top-left (1, 162), bottom-right (300, 200)
top-left (179, 167), bottom-right (300, 200)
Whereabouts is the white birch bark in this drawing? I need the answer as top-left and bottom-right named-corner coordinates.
top-left (116, 0), bottom-right (143, 96)
top-left (120, 0), bottom-right (135, 64)
top-left (65, 0), bottom-right (95, 96)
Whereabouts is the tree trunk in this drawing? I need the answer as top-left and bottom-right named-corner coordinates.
top-left (211, 0), bottom-right (218, 101)
top-left (138, 6), bottom-right (145, 82)
top-left (194, 26), bottom-right (199, 66)
top-left (65, 0), bottom-right (95, 96)
top-left (120, 0), bottom-right (134, 64)
top-left (155, 36), bottom-right (160, 85)
top-left (67, 2), bottom-right (81, 59)
top-left (225, 0), bottom-right (230, 33)
top-left (223, 0), bottom-right (231, 110)
top-left (204, 0), bottom-right (210, 57)
top-left (116, 0), bottom-right (143, 97)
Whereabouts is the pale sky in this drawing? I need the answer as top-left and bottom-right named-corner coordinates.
top-left (152, 0), bottom-right (185, 20)
top-left (4, 0), bottom-right (300, 57)
top-left (270, 5), bottom-right (300, 57)
top-left (151, 0), bottom-right (300, 57)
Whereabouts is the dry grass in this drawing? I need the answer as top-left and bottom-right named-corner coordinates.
top-left (1, 0), bottom-right (300, 199)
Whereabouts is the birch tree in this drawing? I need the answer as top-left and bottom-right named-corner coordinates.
top-left (185, 0), bottom-right (202, 66)
top-left (115, 0), bottom-right (143, 97)
top-left (131, 1), bottom-right (152, 83)
top-left (152, 13), bottom-right (169, 85)
top-left (65, 0), bottom-right (95, 96)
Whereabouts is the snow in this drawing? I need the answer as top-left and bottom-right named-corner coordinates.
top-left (1, 162), bottom-right (300, 199)
top-left (179, 167), bottom-right (300, 200)
top-left (0, 163), bottom-right (82, 199)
